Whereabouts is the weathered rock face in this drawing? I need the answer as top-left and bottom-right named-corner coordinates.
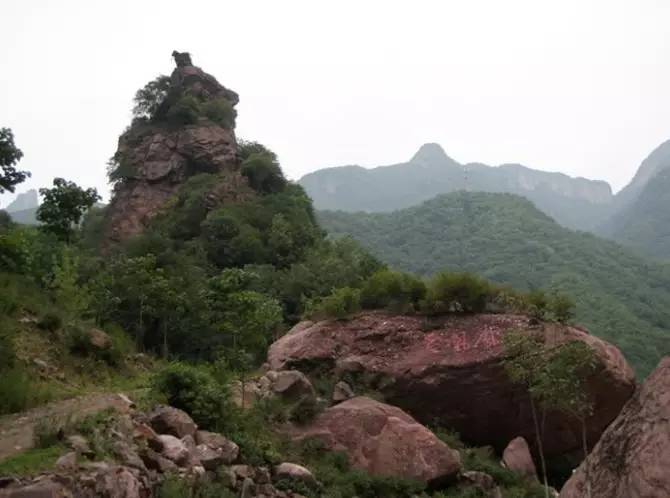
top-left (292, 396), bottom-right (462, 485)
top-left (559, 357), bottom-right (670, 498)
top-left (502, 437), bottom-right (537, 480)
top-left (104, 54), bottom-right (248, 244)
top-left (268, 312), bottom-right (635, 457)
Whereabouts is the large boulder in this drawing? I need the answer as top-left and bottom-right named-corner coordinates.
top-left (502, 437), bottom-right (537, 480)
top-left (560, 357), bottom-right (670, 498)
top-left (268, 312), bottom-right (635, 457)
top-left (292, 396), bottom-right (461, 485)
top-left (148, 406), bottom-right (197, 438)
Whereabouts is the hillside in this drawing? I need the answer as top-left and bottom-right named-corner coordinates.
top-left (299, 143), bottom-right (613, 231)
top-left (318, 192), bottom-right (670, 377)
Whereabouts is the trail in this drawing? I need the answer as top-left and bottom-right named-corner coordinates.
top-left (0, 392), bottom-right (133, 462)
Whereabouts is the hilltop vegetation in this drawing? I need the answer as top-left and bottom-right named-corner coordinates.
top-left (319, 191), bottom-right (670, 376)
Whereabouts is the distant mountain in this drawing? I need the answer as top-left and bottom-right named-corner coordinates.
top-left (7, 206), bottom-right (39, 225)
top-left (318, 191), bottom-right (670, 377)
top-left (599, 140), bottom-right (670, 259)
top-left (299, 143), bottom-right (614, 231)
top-left (5, 189), bottom-right (38, 213)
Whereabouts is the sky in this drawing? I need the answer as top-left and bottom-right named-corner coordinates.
top-left (1, 0), bottom-right (669, 206)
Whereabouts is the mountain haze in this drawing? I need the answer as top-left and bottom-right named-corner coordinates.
top-left (319, 191), bottom-right (670, 377)
top-left (300, 143), bottom-right (614, 231)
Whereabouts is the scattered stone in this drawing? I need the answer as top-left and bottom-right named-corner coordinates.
top-left (231, 465), bottom-right (255, 480)
top-left (293, 396), bottom-right (461, 485)
top-left (55, 452), bottom-right (78, 472)
top-left (115, 394), bottom-right (135, 410)
top-left (0, 478), bottom-right (68, 498)
top-left (158, 435), bottom-right (189, 465)
top-left (140, 448), bottom-right (177, 473)
top-left (272, 371), bottom-right (315, 401)
top-left (240, 477), bottom-right (255, 498)
top-left (133, 423), bottom-right (163, 452)
top-left (274, 463), bottom-right (317, 487)
top-left (502, 436), bottom-right (537, 480)
top-left (112, 440), bottom-right (146, 471)
top-left (66, 435), bottom-right (93, 458)
top-left (332, 381), bottom-right (354, 403)
top-left (148, 406), bottom-right (197, 438)
top-left (194, 431), bottom-right (239, 463)
top-left (194, 445), bottom-right (226, 471)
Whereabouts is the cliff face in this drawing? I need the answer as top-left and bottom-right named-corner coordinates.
top-left (104, 54), bottom-right (245, 244)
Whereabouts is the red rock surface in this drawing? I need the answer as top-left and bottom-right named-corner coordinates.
top-left (559, 357), bottom-right (670, 498)
top-left (293, 396), bottom-right (461, 485)
top-left (268, 312), bottom-right (635, 457)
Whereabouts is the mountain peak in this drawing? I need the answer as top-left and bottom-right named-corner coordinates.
top-left (410, 143), bottom-right (451, 165)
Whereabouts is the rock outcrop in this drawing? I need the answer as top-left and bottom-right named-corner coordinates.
top-left (292, 396), bottom-right (462, 485)
top-left (502, 437), bottom-right (537, 480)
top-left (559, 357), bottom-right (670, 498)
top-left (104, 52), bottom-right (249, 244)
top-left (268, 312), bottom-right (635, 457)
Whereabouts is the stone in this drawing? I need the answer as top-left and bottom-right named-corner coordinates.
top-left (271, 370), bottom-right (315, 401)
top-left (87, 328), bottom-right (112, 350)
top-left (158, 434), bottom-right (189, 465)
top-left (240, 477), bottom-right (255, 498)
top-left (66, 435), bottom-right (93, 458)
top-left (55, 452), bottom-right (77, 472)
top-left (194, 444), bottom-right (226, 471)
top-left (112, 440), bottom-right (146, 471)
top-left (194, 432), bottom-right (239, 464)
top-left (460, 471), bottom-right (502, 498)
top-left (332, 381), bottom-right (354, 403)
top-left (274, 463), bottom-right (317, 487)
top-left (140, 448), bottom-right (177, 473)
top-left (269, 312), bottom-right (635, 457)
top-left (502, 437), bottom-right (537, 480)
top-left (560, 357), bottom-right (670, 498)
top-left (132, 423), bottom-right (163, 451)
top-left (0, 479), bottom-right (68, 498)
top-left (148, 405), bottom-right (197, 438)
top-left (255, 467), bottom-right (271, 484)
top-left (87, 465), bottom-right (151, 498)
top-left (293, 396), bottom-right (461, 485)
top-left (231, 465), bottom-right (255, 480)
top-left (230, 380), bottom-right (262, 408)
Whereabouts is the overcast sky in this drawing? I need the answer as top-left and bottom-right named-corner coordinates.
top-left (1, 0), bottom-right (669, 206)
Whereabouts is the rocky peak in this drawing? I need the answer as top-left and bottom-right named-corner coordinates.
top-left (410, 142), bottom-right (454, 166)
top-left (103, 52), bottom-right (250, 244)
top-left (5, 189), bottom-right (38, 213)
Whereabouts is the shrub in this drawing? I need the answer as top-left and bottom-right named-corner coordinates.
top-left (241, 153), bottom-right (287, 194)
top-left (166, 95), bottom-right (201, 125)
top-left (548, 293), bottom-right (575, 323)
top-left (0, 369), bottom-right (55, 415)
top-left (360, 269), bottom-right (426, 312)
top-left (37, 312), bottom-right (62, 332)
top-left (304, 287), bottom-right (361, 320)
top-left (0, 331), bottom-right (16, 371)
top-left (203, 98), bottom-right (237, 128)
top-left (422, 272), bottom-right (493, 314)
top-left (152, 362), bottom-right (228, 429)
top-left (66, 325), bottom-right (123, 367)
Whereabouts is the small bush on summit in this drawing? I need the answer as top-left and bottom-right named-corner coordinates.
top-left (202, 98), bottom-right (237, 129)
top-left (241, 152), bottom-right (287, 195)
top-left (304, 287), bottom-right (361, 320)
top-left (166, 95), bottom-right (201, 125)
top-left (360, 269), bottom-right (426, 312)
top-left (422, 272), bottom-right (493, 314)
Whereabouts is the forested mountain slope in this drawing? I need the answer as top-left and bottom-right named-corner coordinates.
top-left (300, 143), bottom-right (613, 231)
top-left (319, 192), bottom-right (670, 376)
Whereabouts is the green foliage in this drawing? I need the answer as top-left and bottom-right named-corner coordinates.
top-left (237, 140), bottom-right (276, 162)
top-left (319, 191), bottom-right (670, 376)
top-left (50, 247), bottom-right (90, 319)
top-left (152, 362), bottom-right (228, 429)
top-left (305, 287), bottom-right (361, 320)
top-left (0, 127), bottom-right (30, 194)
top-left (157, 474), bottom-right (236, 498)
top-left (0, 224), bottom-right (30, 271)
top-left (423, 272), bottom-right (493, 313)
top-left (166, 95), bottom-right (202, 125)
top-left (0, 369), bottom-right (55, 415)
top-left (66, 324), bottom-right (123, 367)
top-left (37, 178), bottom-right (101, 242)
top-left (241, 152), bottom-right (287, 194)
top-left (360, 269), bottom-right (426, 312)
top-left (37, 312), bottom-right (63, 332)
top-left (0, 446), bottom-right (64, 477)
top-left (202, 98), bottom-right (237, 128)
top-left (132, 75), bottom-right (171, 120)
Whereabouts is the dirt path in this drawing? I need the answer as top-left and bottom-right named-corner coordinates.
top-left (0, 392), bottom-right (134, 462)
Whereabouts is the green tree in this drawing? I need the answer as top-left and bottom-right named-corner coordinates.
top-left (37, 178), bottom-right (100, 242)
top-left (241, 152), bottom-right (287, 194)
top-left (50, 247), bottom-right (90, 320)
top-left (132, 75), bottom-right (171, 120)
top-left (0, 128), bottom-right (30, 194)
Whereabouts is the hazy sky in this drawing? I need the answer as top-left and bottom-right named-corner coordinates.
top-left (1, 0), bottom-right (669, 206)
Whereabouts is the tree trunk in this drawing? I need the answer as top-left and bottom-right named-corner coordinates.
top-left (530, 398), bottom-right (550, 498)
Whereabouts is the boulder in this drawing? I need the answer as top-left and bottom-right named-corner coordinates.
top-left (292, 396), bottom-right (461, 485)
top-left (193, 445), bottom-right (226, 470)
top-left (271, 370), bottom-right (315, 401)
top-left (140, 448), bottom-right (177, 473)
top-left (269, 312), bottom-right (635, 457)
top-left (87, 328), bottom-right (112, 350)
top-left (560, 357), bottom-right (670, 498)
top-left (157, 435), bottom-right (189, 465)
top-left (148, 406), bottom-right (197, 438)
top-left (502, 437), bottom-right (537, 480)
top-left (0, 479), bottom-right (68, 498)
top-left (55, 452), bottom-right (78, 472)
top-left (332, 381), bottom-right (354, 403)
top-left (274, 463), bottom-right (317, 488)
top-left (66, 435), bottom-right (93, 458)
top-left (194, 431), bottom-right (239, 463)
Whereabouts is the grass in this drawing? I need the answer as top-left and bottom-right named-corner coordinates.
top-left (0, 446), bottom-right (65, 476)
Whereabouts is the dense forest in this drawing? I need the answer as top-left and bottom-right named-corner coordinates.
top-left (319, 192), bottom-right (670, 377)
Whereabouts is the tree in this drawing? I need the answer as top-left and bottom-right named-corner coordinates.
top-left (37, 178), bottom-right (100, 242)
top-left (0, 128), bottom-right (30, 194)
top-left (241, 152), bottom-right (287, 194)
top-left (503, 329), bottom-right (599, 498)
top-left (132, 75), bottom-right (171, 120)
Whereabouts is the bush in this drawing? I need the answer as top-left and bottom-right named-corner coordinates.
top-left (0, 331), bottom-right (16, 371)
top-left (66, 325), bottom-right (123, 367)
top-left (304, 287), bottom-right (361, 320)
top-left (37, 312), bottom-right (62, 332)
top-left (360, 269), bottom-right (426, 312)
top-left (422, 272), bottom-right (493, 314)
top-left (203, 98), bottom-right (237, 128)
top-left (166, 95), bottom-right (201, 125)
top-left (0, 369), bottom-right (54, 415)
top-left (241, 153), bottom-right (287, 194)
top-left (152, 362), bottom-right (228, 429)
